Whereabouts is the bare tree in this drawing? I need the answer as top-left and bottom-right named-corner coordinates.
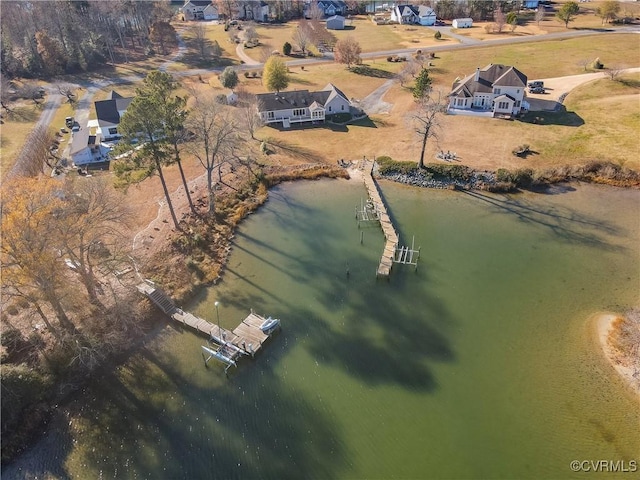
top-left (12, 124), bottom-right (56, 177)
top-left (0, 76), bottom-right (15, 114)
top-left (186, 91), bottom-right (241, 214)
top-left (397, 59), bottom-right (423, 87)
top-left (190, 23), bottom-right (209, 58)
top-left (20, 83), bottom-right (46, 106)
top-left (57, 84), bottom-right (76, 104)
top-left (606, 64), bottom-right (624, 81)
top-left (334, 36), bottom-right (362, 69)
top-left (494, 7), bottom-right (506, 33)
top-left (54, 177), bottom-right (132, 307)
top-left (307, 1), bottom-right (324, 21)
top-left (236, 88), bottom-right (264, 141)
top-left (409, 91), bottom-right (448, 169)
top-left (292, 20), bottom-right (312, 55)
top-left (535, 7), bottom-right (545, 26)
top-left (577, 58), bottom-right (591, 71)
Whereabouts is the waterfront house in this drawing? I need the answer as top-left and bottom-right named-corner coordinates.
top-left (256, 83), bottom-right (351, 128)
top-left (448, 64), bottom-right (528, 117)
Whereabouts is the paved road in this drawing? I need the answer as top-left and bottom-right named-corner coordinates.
top-left (14, 25), bottom-right (638, 176)
top-left (527, 66), bottom-right (640, 111)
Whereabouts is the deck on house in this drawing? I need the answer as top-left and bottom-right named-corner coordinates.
top-left (136, 281), bottom-right (277, 359)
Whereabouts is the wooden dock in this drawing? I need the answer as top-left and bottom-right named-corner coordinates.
top-left (360, 160), bottom-right (420, 278)
top-left (137, 281), bottom-right (279, 364)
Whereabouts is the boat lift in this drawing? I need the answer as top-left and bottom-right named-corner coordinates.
top-left (201, 342), bottom-right (245, 374)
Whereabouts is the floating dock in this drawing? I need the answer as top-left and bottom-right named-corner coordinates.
top-left (359, 160), bottom-right (420, 278)
top-left (137, 281), bottom-right (279, 370)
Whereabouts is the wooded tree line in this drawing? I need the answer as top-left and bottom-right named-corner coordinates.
top-left (0, 0), bottom-right (174, 78)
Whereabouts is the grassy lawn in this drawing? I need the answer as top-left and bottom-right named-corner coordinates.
top-left (427, 34), bottom-right (638, 89)
top-left (535, 73), bottom-right (640, 169)
top-left (168, 21), bottom-right (240, 71)
top-left (255, 52), bottom-right (639, 172)
top-left (235, 58), bottom-right (402, 99)
top-left (1, 104), bottom-right (41, 177)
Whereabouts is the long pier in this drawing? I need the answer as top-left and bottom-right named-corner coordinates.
top-left (137, 281), bottom-right (279, 369)
top-left (359, 160), bottom-right (419, 278)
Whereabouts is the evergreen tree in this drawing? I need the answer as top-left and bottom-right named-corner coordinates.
top-left (220, 66), bottom-right (239, 91)
top-left (412, 68), bottom-right (432, 100)
top-left (556, 2), bottom-right (580, 28)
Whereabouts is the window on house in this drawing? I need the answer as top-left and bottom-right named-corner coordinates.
top-left (494, 88), bottom-right (501, 95)
top-left (267, 112), bottom-right (275, 119)
top-left (328, 106), bottom-right (332, 112)
top-left (516, 101), bottom-right (520, 108)
top-left (293, 108), bottom-right (305, 116)
top-left (341, 105), bottom-right (344, 111)
top-left (108, 128), bottom-right (118, 135)
top-left (516, 89), bottom-right (520, 94)
top-left (498, 101), bottom-right (509, 109)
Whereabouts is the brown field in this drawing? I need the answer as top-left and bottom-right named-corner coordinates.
top-left (253, 61), bottom-right (640, 172)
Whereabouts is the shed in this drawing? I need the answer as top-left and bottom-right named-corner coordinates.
top-left (452, 18), bottom-right (473, 28)
top-left (326, 15), bottom-right (346, 30)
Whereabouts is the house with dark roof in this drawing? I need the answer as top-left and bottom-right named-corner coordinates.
top-left (71, 90), bottom-right (133, 166)
top-left (181, 0), bottom-right (219, 21)
top-left (448, 64), bottom-right (529, 118)
top-left (93, 90), bottom-right (134, 141)
top-left (256, 83), bottom-right (351, 128)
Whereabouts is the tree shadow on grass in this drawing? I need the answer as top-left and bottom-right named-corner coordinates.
top-left (350, 65), bottom-right (395, 79)
top-left (263, 136), bottom-right (325, 162)
top-left (348, 117), bottom-right (378, 128)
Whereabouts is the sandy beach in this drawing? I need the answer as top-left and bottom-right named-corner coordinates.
top-left (594, 312), bottom-right (640, 399)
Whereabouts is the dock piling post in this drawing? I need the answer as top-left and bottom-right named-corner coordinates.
top-left (360, 231), bottom-right (364, 244)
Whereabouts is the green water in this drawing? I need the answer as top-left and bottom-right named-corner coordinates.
top-left (6, 180), bottom-right (640, 479)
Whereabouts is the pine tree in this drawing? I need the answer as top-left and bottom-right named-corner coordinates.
top-left (412, 68), bottom-right (432, 100)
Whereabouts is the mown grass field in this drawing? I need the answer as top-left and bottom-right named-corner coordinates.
top-left (1, 30), bottom-right (637, 178)
top-left (254, 63), bottom-right (639, 172)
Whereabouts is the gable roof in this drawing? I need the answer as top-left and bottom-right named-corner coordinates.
top-left (450, 64), bottom-right (527, 97)
top-left (184, 0), bottom-right (213, 7)
top-left (94, 91), bottom-right (133, 127)
top-left (256, 83), bottom-right (349, 112)
top-left (396, 5), bottom-right (419, 17)
top-left (317, 0), bottom-right (346, 11)
top-left (418, 5), bottom-right (436, 17)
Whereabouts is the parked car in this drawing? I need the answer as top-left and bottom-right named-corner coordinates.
top-left (529, 86), bottom-right (545, 94)
top-left (65, 116), bottom-right (74, 127)
top-left (527, 81), bottom-right (544, 89)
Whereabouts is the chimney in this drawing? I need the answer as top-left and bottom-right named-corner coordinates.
top-left (474, 68), bottom-right (480, 82)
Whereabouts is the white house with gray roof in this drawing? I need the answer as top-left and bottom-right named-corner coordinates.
top-left (448, 64), bottom-right (528, 117)
top-left (256, 83), bottom-right (351, 128)
top-left (71, 90), bottom-right (133, 166)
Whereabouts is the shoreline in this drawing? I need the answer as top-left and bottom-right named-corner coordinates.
top-left (593, 312), bottom-right (640, 399)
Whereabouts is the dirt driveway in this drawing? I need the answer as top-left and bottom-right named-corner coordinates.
top-left (527, 67), bottom-right (640, 111)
